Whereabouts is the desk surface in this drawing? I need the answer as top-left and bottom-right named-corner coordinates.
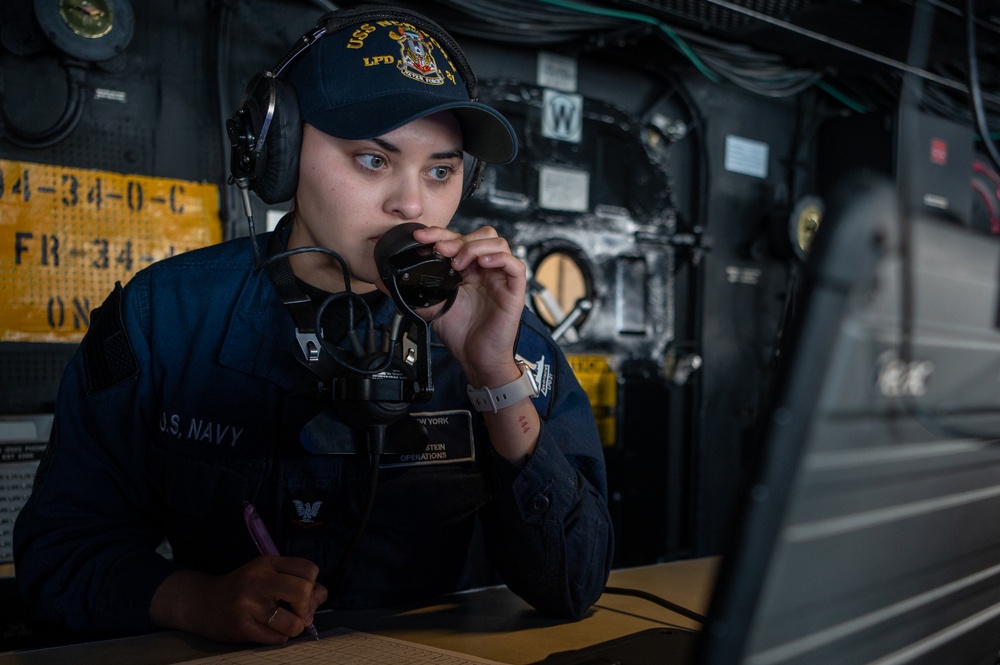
top-left (0, 558), bottom-right (718, 665)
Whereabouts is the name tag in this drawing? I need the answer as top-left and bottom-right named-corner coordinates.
top-left (380, 410), bottom-right (475, 468)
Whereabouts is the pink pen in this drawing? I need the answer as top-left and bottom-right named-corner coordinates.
top-left (243, 500), bottom-right (320, 640)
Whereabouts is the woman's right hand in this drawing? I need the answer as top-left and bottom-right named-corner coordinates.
top-left (149, 556), bottom-right (327, 644)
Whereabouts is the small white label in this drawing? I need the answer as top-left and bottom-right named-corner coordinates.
top-left (539, 165), bottom-right (589, 212)
top-left (724, 135), bottom-right (769, 179)
top-left (923, 193), bottom-right (949, 210)
top-left (94, 88), bottom-right (127, 103)
top-left (542, 89), bottom-right (583, 143)
top-left (725, 266), bottom-right (762, 285)
top-left (537, 52), bottom-right (577, 92)
top-left (0, 421), bottom-right (38, 442)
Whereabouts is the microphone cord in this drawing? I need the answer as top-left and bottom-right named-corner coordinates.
top-left (603, 585), bottom-right (707, 625)
top-left (326, 424), bottom-right (386, 601)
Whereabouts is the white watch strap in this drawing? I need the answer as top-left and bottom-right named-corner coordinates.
top-left (467, 362), bottom-right (540, 413)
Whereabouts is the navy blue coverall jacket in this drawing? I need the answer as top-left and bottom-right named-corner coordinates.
top-left (13, 234), bottom-right (614, 635)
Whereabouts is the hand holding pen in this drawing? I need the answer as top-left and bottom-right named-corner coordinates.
top-left (243, 500), bottom-right (322, 640)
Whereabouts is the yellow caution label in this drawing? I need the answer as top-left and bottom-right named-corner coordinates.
top-left (566, 353), bottom-right (617, 447)
top-left (0, 160), bottom-right (221, 343)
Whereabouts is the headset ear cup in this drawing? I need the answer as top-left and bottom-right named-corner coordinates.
top-left (228, 73), bottom-right (271, 184)
top-left (462, 154), bottom-right (484, 199)
top-left (249, 77), bottom-right (301, 205)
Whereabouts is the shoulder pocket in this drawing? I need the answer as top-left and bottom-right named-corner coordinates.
top-left (83, 282), bottom-right (139, 393)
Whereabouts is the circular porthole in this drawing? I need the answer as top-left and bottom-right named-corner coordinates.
top-left (529, 243), bottom-right (594, 338)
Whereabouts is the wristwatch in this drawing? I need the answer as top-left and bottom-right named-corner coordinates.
top-left (467, 360), bottom-right (540, 413)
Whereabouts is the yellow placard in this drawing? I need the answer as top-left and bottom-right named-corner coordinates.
top-left (566, 353), bottom-right (618, 447)
top-left (0, 160), bottom-right (221, 342)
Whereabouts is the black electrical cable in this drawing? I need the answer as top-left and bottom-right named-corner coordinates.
top-left (965, 0), bottom-right (1000, 174)
top-left (374, 0), bottom-right (864, 106)
top-left (0, 60), bottom-right (86, 149)
top-left (369, 0), bottom-right (626, 44)
top-left (314, 294), bottom-right (403, 378)
top-left (258, 242), bottom-right (414, 380)
top-left (450, 0), bottom-right (626, 35)
top-left (309, 0), bottom-right (337, 11)
top-left (923, 60), bottom-right (1000, 127)
top-left (259, 245), bottom-right (353, 291)
top-left (761, 90), bottom-right (832, 378)
top-left (326, 425), bottom-right (386, 601)
top-left (672, 25), bottom-right (827, 98)
top-left (603, 586), bottom-right (707, 624)
top-left (697, 53), bottom-right (825, 97)
top-left (216, 1), bottom-right (234, 212)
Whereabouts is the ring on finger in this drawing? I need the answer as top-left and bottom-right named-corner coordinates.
top-left (266, 607), bottom-right (279, 625)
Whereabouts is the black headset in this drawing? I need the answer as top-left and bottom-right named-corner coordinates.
top-left (226, 4), bottom-right (486, 205)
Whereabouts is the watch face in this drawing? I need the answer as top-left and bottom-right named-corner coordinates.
top-left (521, 361), bottom-right (540, 397)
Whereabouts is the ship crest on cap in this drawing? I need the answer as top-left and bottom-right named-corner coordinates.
top-left (389, 25), bottom-right (450, 86)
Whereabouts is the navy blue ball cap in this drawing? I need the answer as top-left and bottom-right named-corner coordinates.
top-left (282, 10), bottom-right (517, 165)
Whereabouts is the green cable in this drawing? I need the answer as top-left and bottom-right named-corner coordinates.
top-left (815, 80), bottom-right (869, 114)
top-left (536, 0), bottom-right (874, 114)
top-left (535, 0), bottom-right (721, 83)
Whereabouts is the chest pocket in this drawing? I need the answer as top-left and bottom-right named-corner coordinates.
top-left (371, 409), bottom-right (489, 527)
top-left (147, 435), bottom-right (266, 573)
top-left (282, 410), bottom-right (489, 580)
top-left (296, 410), bottom-right (490, 531)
